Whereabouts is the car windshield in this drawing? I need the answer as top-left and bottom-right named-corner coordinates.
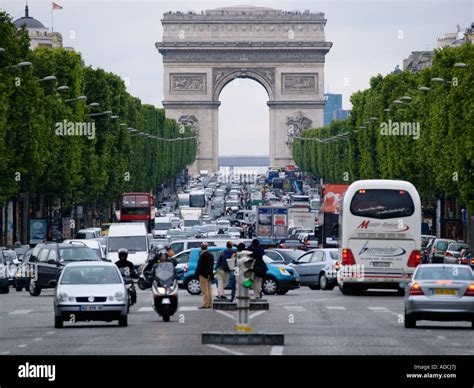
top-left (76, 231), bottom-right (94, 239)
top-left (436, 241), bottom-right (450, 251)
top-left (58, 247), bottom-right (99, 262)
top-left (60, 266), bottom-right (122, 284)
top-left (156, 223), bottom-right (172, 230)
top-left (14, 247), bottom-right (28, 255)
top-left (279, 250), bottom-right (304, 261)
top-left (107, 236), bottom-right (147, 252)
top-left (2, 251), bottom-right (16, 262)
top-left (448, 244), bottom-right (469, 252)
top-left (415, 266), bottom-right (473, 281)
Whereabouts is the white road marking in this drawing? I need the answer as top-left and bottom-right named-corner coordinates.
top-left (270, 346), bottom-right (284, 356)
top-left (368, 307), bottom-right (389, 312)
top-left (452, 343), bottom-right (460, 346)
top-left (18, 344), bottom-right (27, 348)
top-left (284, 306), bottom-right (306, 311)
top-left (437, 336), bottom-right (446, 340)
top-left (206, 344), bottom-right (244, 356)
top-left (0, 351), bottom-right (10, 355)
top-left (215, 310), bottom-right (236, 321)
top-left (9, 309), bottom-right (34, 315)
top-left (326, 306), bottom-right (347, 310)
top-left (46, 331), bottom-right (55, 335)
top-left (249, 311), bottom-right (266, 320)
top-left (138, 307), bottom-right (154, 312)
top-left (33, 338), bottom-right (43, 341)
top-left (178, 306), bottom-right (199, 311)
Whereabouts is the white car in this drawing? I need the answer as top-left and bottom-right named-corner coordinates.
top-left (54, 262), bottom-right (128, 328)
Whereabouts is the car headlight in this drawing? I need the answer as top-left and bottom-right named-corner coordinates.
top-left (114, 291), bottom-right (125, 301)
top-left (279, 267), bottom-right (290, 276)
top-left (57, 292), bottom-right (69, 302)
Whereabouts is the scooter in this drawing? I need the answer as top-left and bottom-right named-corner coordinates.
top-left (146, 262), bottom-right (178, 322)
top-left (119, 268), bottom-right (138, 312)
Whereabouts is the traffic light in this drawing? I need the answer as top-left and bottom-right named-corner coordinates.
top-left (240, 255), bottom-right (254, 288)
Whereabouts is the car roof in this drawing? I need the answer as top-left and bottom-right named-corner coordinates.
top-left (63, 239), bottom-right (101, 248)
top-left (62, 261), bottom-right (117, 268)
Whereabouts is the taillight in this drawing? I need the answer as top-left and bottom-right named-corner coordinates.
top-left (410, 282), bottom-right (424, 295)
top-left (445, 251), bottom-right (453, 257)
top-left (334, 261), bottom-right (341, 271)
top-left (306, 240), bottom-right (311, 246)
top-left (184, 264), bottom-right (188, 273)
top-left (407, 250), bottom-right (421, 267)
top-left (279, 244), bottom-right (286, 249)
top-left (342, 249), bottom-right (355, 265)
top-left (464, 284), bottom-right (474, 296)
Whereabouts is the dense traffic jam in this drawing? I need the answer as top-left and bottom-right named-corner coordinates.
top-left (0, 167), bottom-right (472, 329)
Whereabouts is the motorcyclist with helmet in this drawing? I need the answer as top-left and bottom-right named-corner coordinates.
top-left (115, 248), bottom-right (138, 305)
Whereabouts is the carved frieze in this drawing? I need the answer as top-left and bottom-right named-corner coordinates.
top-left (282, 73), bottom-right (318, 94)
top-left (170, 73), bottom-right (206, 94)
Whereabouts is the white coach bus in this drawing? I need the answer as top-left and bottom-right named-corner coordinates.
top-left (337, 180), bottom-right (421, 295)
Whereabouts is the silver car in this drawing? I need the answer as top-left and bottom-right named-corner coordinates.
top-left (404, 264), bottom-right (474, 328)
top-left (54, 262), bottom-right (128, 328)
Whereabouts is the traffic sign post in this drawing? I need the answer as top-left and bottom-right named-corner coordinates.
top-left (202, 251), bottom-right (284, 346)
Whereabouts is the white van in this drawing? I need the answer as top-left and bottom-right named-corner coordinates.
top-left (106, 223), bottom-right (149, 267)
top-left (153, 216), bottom-right (172, 238)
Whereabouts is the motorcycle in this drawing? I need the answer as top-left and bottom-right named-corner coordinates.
top-left (146, 261), bottom-right (178, 322)
top-left (119, 267), bottom-right (138, 312)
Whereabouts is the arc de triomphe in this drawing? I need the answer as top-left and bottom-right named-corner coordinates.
top-left (156, 6), bottom-right (332, 174)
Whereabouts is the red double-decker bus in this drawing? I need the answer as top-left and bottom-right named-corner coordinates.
top-left (119, 192), bottom-right (155, 232)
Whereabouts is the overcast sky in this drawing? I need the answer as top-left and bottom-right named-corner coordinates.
top-left (1, 0), bottom-right (472, 155)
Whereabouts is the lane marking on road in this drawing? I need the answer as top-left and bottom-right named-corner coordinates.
top-left (452, 343), bottom-right (460, 346)
top-left (0, 351), bottom-right (10, 355)
top-left (215, 310), bottom-right (237, 321)
top-left (138, 307), bottom-right (154, 312)
top-left (178, 306), bottom-right (199, 311)
top-left (325, 306), bottom-right (347, 310)
top-left (33, 338), bottom-right (43, 341)
top-left (46, 331), bottom-right (55, 335)
top-left (275, 296), bottom-right (344, 306)
top-left (18, 344), bottom-right (27, 348)
top-left (249, 311), bottom-right (266, 320)
top-left (284, 306), bottom-right (306, 312)
top-left (368, 307), bottom-right (389, 312)
top-left (270, 346), bottom-right (284, 356)
top-left (9, 309), bottom-right (34, 315)
top-left (206, 344), bottom-right (245, 356)
top-left (437, 336), bottom-right (446, 340)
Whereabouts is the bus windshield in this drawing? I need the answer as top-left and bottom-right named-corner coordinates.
top-left (350, 189), bottom-right (414, 219)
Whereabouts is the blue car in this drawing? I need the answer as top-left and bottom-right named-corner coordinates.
top-left (177, 247), bottom-right (300, 296)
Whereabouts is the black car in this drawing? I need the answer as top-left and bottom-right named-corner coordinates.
top-left (265, 249), bottom-right (305, 264)
top-left (27, 242), bottom-right (101, 296)
top-left (14, 248), bottom-right (33, 292)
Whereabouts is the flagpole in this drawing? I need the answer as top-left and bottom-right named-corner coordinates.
top-left (51, 4), bottom-right (54, 32)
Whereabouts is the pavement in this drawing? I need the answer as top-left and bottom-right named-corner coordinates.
top-left (1, 286), bottom-right (473, 356)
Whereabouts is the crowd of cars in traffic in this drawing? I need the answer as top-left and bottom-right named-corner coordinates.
top-left (0, 171), bottom-right (473, 330)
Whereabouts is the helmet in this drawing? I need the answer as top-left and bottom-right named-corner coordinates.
top-left (164, 245), bottom-right (171, 250)
top-left (118, 248), bottom-right (128, 259)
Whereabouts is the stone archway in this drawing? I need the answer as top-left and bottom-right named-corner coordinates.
top-left (156, 6), bottom-right (332, 173)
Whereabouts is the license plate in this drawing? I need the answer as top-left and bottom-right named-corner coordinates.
top-left (80, 305), bottom-right (103, 311)
top-left (295, 277), bottom-right (300, 282)
top-left (372, 262), bottom-right (391, 267)
top-left (433, 289), bottom-right (457, 296)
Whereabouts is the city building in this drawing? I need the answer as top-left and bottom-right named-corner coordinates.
top-left (324, 93), bottom-right (350, 126)
top-left (437, 24), bottom-right (473, 48)
top-left (403, 51), bottom-right (435, 73)
top-left (13, 5), bottom-right (63, 49)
